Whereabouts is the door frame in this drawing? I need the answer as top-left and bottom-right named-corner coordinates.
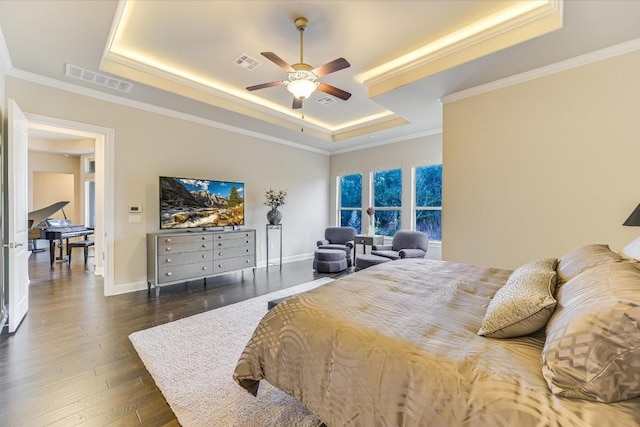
top-left (25, 113), bottom-right (115, 296)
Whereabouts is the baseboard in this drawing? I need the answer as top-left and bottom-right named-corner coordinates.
top-left (113, 253), bottom-right (316, 296)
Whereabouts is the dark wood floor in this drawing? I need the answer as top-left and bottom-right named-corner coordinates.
top-left (0, 249), bottom-right (343, 426)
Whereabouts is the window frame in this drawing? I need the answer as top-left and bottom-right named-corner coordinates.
top-left (413, 163), bottom-right (442, 242)
top-left (337, 172), bottom-right (363, 233)
top-left (372, 167), bottom-right (402, 237)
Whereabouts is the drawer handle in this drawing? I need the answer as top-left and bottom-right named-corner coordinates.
top-left (218, 252), bottom-right (223, 256)
top-left (246, 240), bottom-right (250, 243)
top-left (246, 259), bottom-right (250, 263)
top-left (202, 267), bottom-right (207, 271)
top-left (218, 243), bottom-right (223, 246)
top-left (218, 264), bottom-right (223, 268)
top-left (202, 244), bottom-right (208, 248)
top-left (202, 254), bottom-right (207, 258)
top-left (165, 247), bottom-right (171, 251)
top-left (217, 235), bottom-right (222, 239)
top-left (165, 238), bottom-right (171, 243)
top-left (202, 236), bottom-right (207, 240)
top-left (166, 272), bottom-right (172, 276)
top-left (166, 258), bottom-right (171, 263)
top-left (246, 249), bottom-right (249, 252)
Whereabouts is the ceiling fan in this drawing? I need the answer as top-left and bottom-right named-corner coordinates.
top-left (246, 17), bottom-right (352, 109)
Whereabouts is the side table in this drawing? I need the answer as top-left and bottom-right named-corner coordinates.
top-left (354, 234), bottom-right (384, 263)
top-left (266, 224), bottom-right (282, 271)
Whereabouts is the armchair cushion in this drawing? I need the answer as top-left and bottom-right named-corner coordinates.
top-left (399, 248), bottom-right (427, 259)
top-left (371, 250), bottom-right (401, 260)
top-left (391, 230), bottom-right (429, 252)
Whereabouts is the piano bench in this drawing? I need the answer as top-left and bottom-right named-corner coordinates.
top-left (67, 240), bottom-right (95, 265)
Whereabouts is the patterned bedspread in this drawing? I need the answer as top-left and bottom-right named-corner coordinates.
top-left (234, 259), bottom-right (640, 426)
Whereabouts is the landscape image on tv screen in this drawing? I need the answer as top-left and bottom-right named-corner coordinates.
top-left (160, 176), bottom-right (244, 229)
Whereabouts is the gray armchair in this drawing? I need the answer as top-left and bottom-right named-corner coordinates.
top-left (317, 226), bottom-right (356, 267)
top-left (371, 230), bottom-right (429, 260)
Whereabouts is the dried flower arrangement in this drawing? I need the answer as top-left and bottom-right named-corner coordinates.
top-left (264, 188), bottom-right (288, 210)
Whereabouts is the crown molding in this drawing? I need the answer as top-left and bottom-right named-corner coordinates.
top-left (441, 37), bottom-right (640, 104)
top-left (7, 67), bottom-right (331, 155)
top-left (331, 128), bottom-right (442, 155)
top-left (362, 0), bottom-right (563, 98)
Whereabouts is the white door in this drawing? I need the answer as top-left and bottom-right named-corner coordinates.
top-left (6, 99), bottom-right (30, 333)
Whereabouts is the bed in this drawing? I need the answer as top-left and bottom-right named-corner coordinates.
top-left (234, 246), bottom-right (640, 426)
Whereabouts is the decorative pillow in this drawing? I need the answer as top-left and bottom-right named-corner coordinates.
top-left (542, 262), bottom-right (640, 403)
top-left (556, 244), bottom-right (626, 286)
top-left (477, 258), bottom-right (558, 339)
top-left (620, 236), bottom-right (640, 260)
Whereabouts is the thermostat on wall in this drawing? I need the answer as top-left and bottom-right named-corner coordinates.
top-left (129, 205), bottom-right (142, 213)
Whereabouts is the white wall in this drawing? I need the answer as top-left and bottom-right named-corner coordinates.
top-left (28, 152), bottom-right (81, 224)
top-left (330, 134), bottom-right (443, 259)
top-left (7, 78), bottom-right (330, 292)
top-left (442, 50), bottom-right (640, 270)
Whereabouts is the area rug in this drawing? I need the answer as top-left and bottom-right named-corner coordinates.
top-left (129, 278), bottom-right (333, 427)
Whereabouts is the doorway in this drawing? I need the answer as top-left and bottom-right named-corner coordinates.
top-left (25, 113), bottom-right (114, 296)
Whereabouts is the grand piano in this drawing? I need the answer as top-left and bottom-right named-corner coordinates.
top-left (28, 201), bottom-right (94, 266)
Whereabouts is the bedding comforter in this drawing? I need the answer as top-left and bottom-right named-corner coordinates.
top-left (234, 259), bottom-right (640, 426)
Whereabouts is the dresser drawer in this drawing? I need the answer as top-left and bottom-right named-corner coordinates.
top-left (214, 245), bottom-right (255, 259)
top-left (213, 256), bottom-right (255, 273)
top-left (212, 231), bottom-right (254, 241)
top-left (159, 241), bottom-right (212, 255)
top-left (158, 251), bottom-right (210, 266)
top-left (158, 261), bottom-right (213, 284)
top-left (212, 235), bottom-right (254, 249)
top-left (157, 234), bottom-right (212, 245)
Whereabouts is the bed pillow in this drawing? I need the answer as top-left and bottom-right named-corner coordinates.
top-left (477, 258), bottom-right (558, 339)
top-left (556, 243), bottom-right (626, 285)
top-left (620, 236), bottom-right (640, 260)
top-left (542, 262), bottom-right (640, 403)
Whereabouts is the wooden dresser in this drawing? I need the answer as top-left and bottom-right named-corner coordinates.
top-left (147, 229), bottom-right (256, 297)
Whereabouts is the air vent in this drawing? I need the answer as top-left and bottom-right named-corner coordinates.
top-left (316, 96), bottom-right (336, 106)
top-left (65, 64), bottom-right (134, 93)
top-left (234, 54), bottom-right (262, 71)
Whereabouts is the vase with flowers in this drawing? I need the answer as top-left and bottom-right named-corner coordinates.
top-left (264, 188), bottom-right (287, 225)
top-left (366, 206), bottom-right (375, 236)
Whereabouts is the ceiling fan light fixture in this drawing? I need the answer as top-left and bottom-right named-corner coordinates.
top-left (286, 70), bottom-right (319, 100)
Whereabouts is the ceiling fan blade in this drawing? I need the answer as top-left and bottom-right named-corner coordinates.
top-left (312, 58), bottom-right (350, 77)
top-left (246, 81), bottom-right (285, 91)
top-left (317, 82), bottom-right (352, 100)
top-left (261, 52), bottom-right (295, 73)
top-left (292, 97), bottom-right (303, 109)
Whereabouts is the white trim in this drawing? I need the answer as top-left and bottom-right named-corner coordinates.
top-left (332, 128), bottom-right (443, 155)
top-left (114, 253), bottom-right (316, 295)
top-left (442, 37), bottom-right (640, 104)
top-left (7, 68), bottom-right (332, 156)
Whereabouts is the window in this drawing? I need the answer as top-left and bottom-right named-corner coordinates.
top-left (373, 168), bottom-right (402, 236)
top-left (415, 164), bottom-right (442, 241)
top-left (338, 173), bottom-right (362, 233)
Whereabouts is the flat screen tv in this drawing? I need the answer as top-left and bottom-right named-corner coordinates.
top-left (159, 176), bottom-right (244, 229)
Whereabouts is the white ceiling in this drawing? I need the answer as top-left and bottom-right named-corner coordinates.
top-left (1, 1), bottom-right (639, 154)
